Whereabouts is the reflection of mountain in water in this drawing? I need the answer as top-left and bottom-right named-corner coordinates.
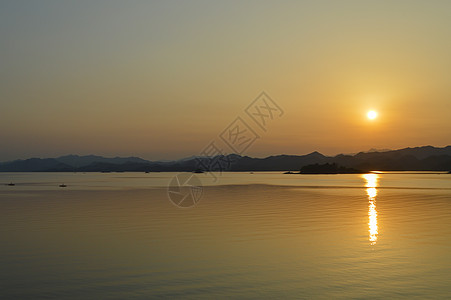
top-left (300, 163), bottom-right (361, 174)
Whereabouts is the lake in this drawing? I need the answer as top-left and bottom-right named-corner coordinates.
top-left (0, 172), bottom-right (450, 299)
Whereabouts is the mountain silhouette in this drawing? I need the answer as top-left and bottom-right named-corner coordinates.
top-left (56, 155), bottom-right (149, 168)
top-left (0, 145), bottom-right (450, 172)
top-left (0, 158), bottom-right (72, 172)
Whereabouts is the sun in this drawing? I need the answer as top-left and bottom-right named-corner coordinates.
top-left (367, 110), bottom-right (378, 120)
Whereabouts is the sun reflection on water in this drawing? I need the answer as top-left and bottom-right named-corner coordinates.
top-left (362, 174), bottom-right (379, 245)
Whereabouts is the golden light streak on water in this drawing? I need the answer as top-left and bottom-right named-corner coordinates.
top-left (362, 174), bottom-right (379, 245)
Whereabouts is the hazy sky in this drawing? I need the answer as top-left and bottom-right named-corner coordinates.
top-left (1, 0), bottom-right (450, 161)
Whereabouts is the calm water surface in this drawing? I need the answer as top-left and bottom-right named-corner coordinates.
top-left (0, 172), bottom-right (450, 299)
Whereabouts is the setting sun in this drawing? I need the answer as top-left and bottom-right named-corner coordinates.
top-left (367, 110), bottom-right (378, 120)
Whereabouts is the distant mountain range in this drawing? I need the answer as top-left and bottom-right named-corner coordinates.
top-left (0, 146), bottom-right (450, 172)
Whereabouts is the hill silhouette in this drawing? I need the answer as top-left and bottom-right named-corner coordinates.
top-left (0, 145), bottom-right (450, 172)
top-left (56, 155), bottom-right (148, 168)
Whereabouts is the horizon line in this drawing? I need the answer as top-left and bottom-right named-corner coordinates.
top-left (1, 144), bottom-right (450, 164)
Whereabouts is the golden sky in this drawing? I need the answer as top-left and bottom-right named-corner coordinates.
top-left (1, 1), bottom-right (450, 160)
